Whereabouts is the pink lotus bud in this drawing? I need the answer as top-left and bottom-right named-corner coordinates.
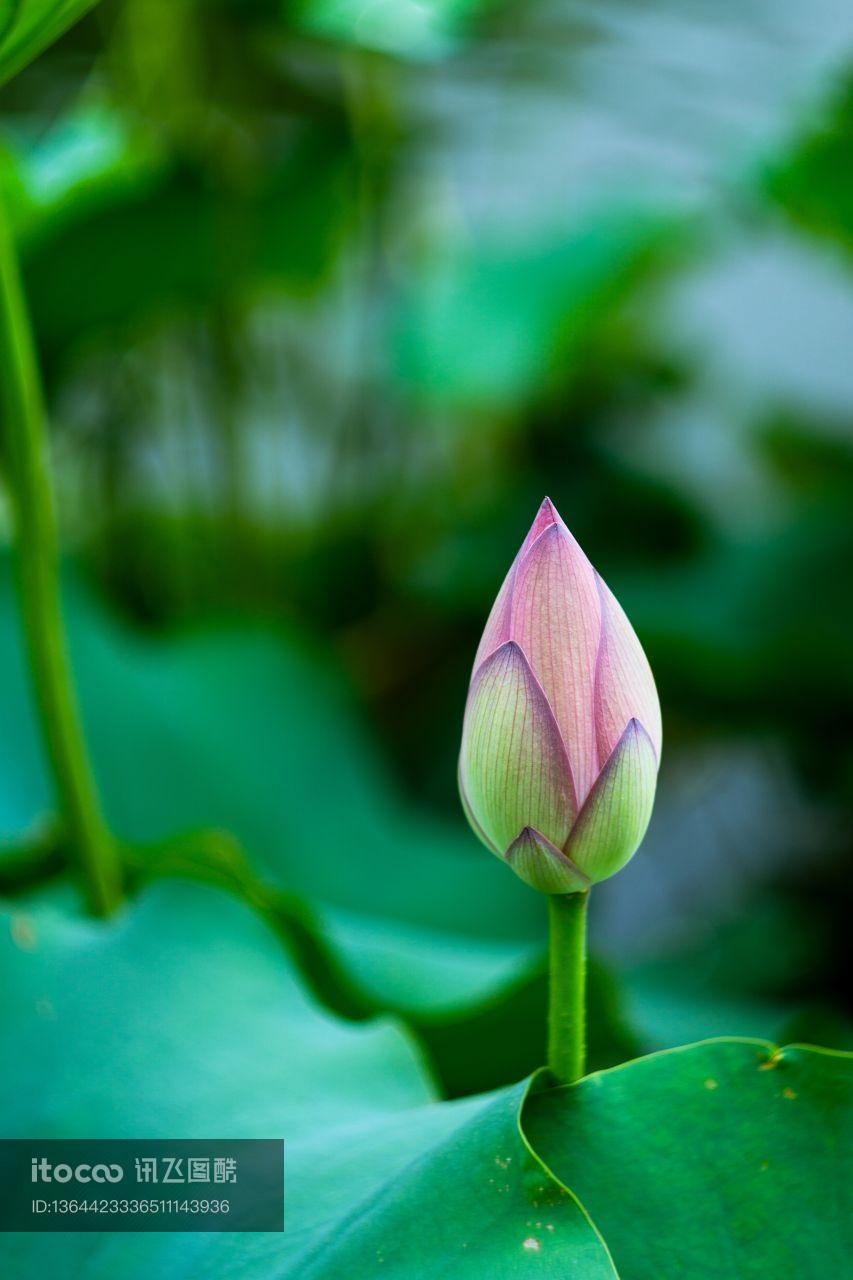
top-left (459, 498), bottom-right (661, 893)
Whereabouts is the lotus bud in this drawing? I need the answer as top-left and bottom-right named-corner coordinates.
top-left (459, 498), bottom-right (661, 894)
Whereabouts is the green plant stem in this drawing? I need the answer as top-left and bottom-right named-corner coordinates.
top-left (547, 890), bottom-right (589, 1085)
top-left (0, 197), bottom-right (121, 916)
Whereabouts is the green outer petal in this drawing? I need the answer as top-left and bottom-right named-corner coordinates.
top-left (564, 719), bottom-right (657, 883)
top-left (506, 826), bottom-right (590, 894)
top-left (457, 760), bottom-right (500, 854)
top-left (460, 641), bottom-right (575, 854)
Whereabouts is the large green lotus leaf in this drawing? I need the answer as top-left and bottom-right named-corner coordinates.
top-left (0, 561), bottom-right (546, 1021)
top-left (296, 1079), bottom-right (614, 1279)
top-left (0, 880), bottom-right (614, 1278)
top-left (0, 0), bottom-right (98, 87)
top-left (525, 1039), bottom-right (853, 1280)
top-left (0, 880), bottom-right (433, 1136)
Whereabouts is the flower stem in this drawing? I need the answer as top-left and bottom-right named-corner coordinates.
top-left (0, 196), bottom-right (122, 916)
top-left (547, 890), bottom-right (588, 1085)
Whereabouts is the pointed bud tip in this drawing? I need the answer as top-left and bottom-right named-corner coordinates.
top-left (525, 500), bottom-right (591, 566)
top-left (518, 497), bottom-right (565, 557)
top-left (534, 496), bottom-right (565, 530)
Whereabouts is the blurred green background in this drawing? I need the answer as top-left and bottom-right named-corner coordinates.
top-left (1, 0), bottom-right (851, 1096)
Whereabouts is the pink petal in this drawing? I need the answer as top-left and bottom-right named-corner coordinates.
top-left (473, 498), bottom-right (562, 671)
top-left (459, 641), bottom-right (576, 854)
top-left (564, 719), bottom-right (658, 883)
top-left (509, 522), bottom-right (602, 805)
top-left (505, 827), bottom-right (590, 894)
top-left (593, 575), bottom-right (662, 764)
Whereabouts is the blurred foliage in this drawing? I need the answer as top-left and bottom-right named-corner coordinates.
top-left (393, 206), bottom-right (688, 410)
top-left (0, 0), bottom-right (99, 87)
top-left (765, 72), bottom-right (853, 255)
top-left (14, 123), bottom-right (352, 364)
top-left (293, 0), bottom-right (503, 60)
top-left (0, 0), bottom-right (851, 1108)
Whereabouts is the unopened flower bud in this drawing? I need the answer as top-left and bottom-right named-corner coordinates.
top-left (459, 498), bottom-right (661, 893)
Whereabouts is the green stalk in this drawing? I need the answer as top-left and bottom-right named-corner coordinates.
top-left (0, 197), bottom-right (122, 916)
top-left (547, 890), bottom-right (589, 1085)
